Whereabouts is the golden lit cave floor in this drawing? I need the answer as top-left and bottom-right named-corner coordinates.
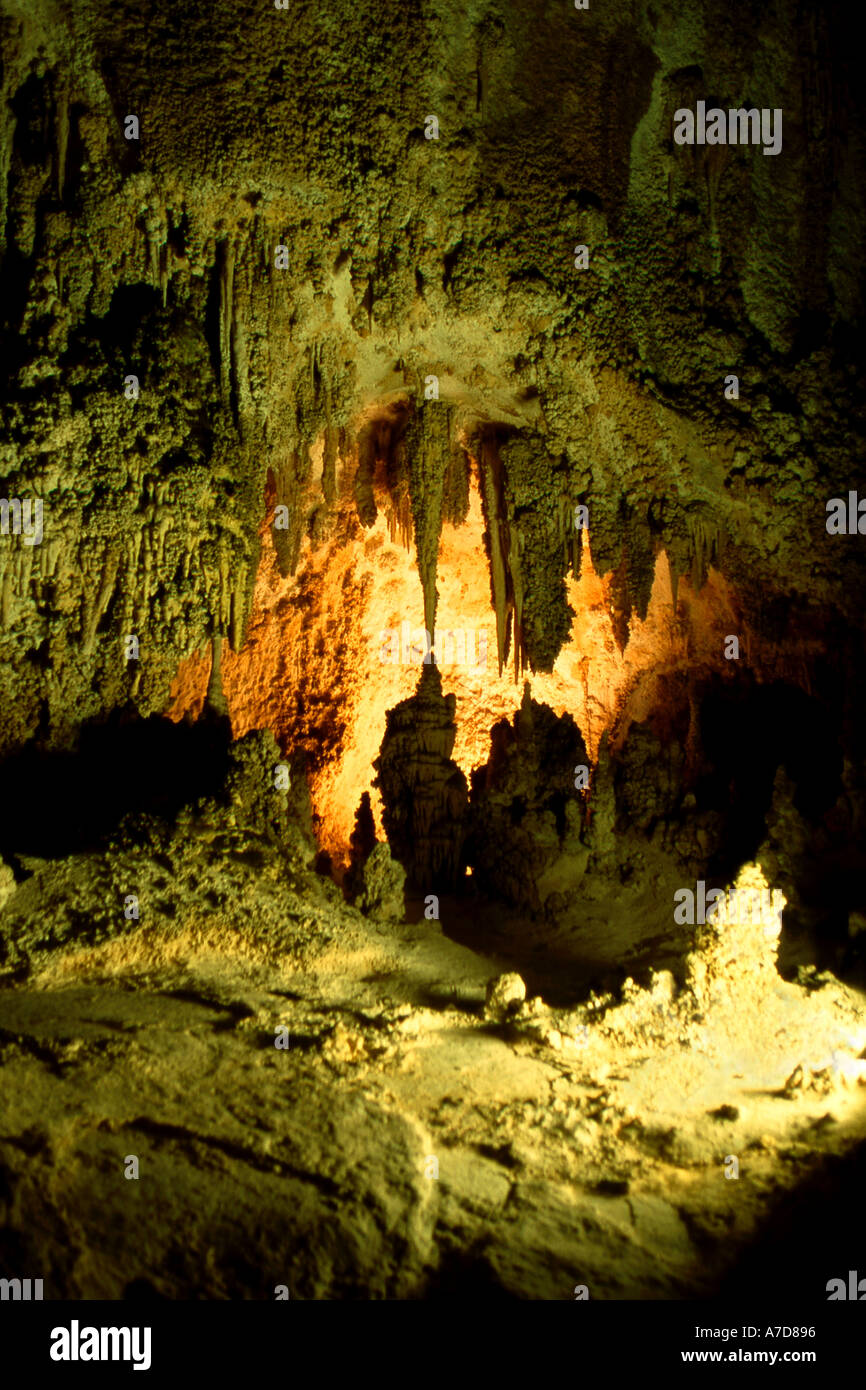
top-left (2, 894), bottom-right (866, 1300)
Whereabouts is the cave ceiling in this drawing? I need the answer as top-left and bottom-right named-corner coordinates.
top-left (0, 0), bottom-right (864, 759)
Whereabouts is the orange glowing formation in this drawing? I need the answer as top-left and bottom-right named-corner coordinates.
top-left (168, 447), bottom-right (743, 864)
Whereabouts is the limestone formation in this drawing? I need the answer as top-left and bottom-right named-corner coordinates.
top-left (344, 840), bottom-right (407, 923)
top-left (468, 684), bottom-right (590, 914)
top-left (0, 0), bottom-right (865, 1314)
top-left (373, 666), bottom-right (468, 892)
top-left (484, 971), bottom-right (527, 1021)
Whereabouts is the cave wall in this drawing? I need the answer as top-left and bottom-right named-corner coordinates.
top-left (0, 0), bottom-right (864, 760)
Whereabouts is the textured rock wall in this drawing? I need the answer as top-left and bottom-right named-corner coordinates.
top-left (0, 0), bottom-right (863, 766)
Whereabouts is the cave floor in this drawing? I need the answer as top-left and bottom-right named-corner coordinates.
top-left (2, 859), bottom-right (865, 1300)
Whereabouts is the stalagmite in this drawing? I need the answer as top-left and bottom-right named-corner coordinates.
top-left (373, 666), bottom-right (468, 891)
top-left (467, 687), bottom-right (589, 912)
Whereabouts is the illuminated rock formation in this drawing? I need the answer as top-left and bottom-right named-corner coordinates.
top-left (373, 665), bottom-right (469, 892)
top-left (1, 0), bottom-right (865, 1311)
top-left (468, 684), bottom-right (590, 914)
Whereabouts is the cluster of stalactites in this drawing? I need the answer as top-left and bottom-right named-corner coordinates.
top-left (348, 404), bottom-right (730, 682)
top-left (472, 427), bottom-right (575, 679)
top-left (352, 399), bottom-right (470, 631)
top-left (475, 429), bottom-right (518, 678)
top-left (590, 495), bottom-right (724, 652)
top-left (351, 408), bottom-right (573, 680)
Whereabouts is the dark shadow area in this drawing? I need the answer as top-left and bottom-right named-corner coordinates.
top-left (715, 1139), bottom-right (866, 1300)
top-left (123, 1278), bottom-right (169, 1301)
top-left (0, 711), bottom-right (232, 861)
top-left (423, 1248), bottom-right (518, 1300)
top-left (91, 282), bottom-right (163, 367)
top-left (699, 680), bottom-right (842, 879)
top-left (433, 888), bottom-right (650, 1009)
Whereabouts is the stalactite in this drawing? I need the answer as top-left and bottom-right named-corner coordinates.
top-left (219, 238), bottom-right (236, 400)
top-left (322, 426), bottom-right (339, 505)
top-left (230, 565), bottom-right (246, 653)
top-left (83, 549), bottom-right (120, 654)
top-left (625, 513), bottom-right (656, 623)
top-left (689, 514), bottom-right (719, 592)
top-left (1, 569), bottom-right (12, 630)
top-left (607, 554), bottom-right (632, 653)
top-left (489, 432), bottom-right (575, 676)
top-left (385, 488), bottom-right (413, 550)
top-left (230, 245), bottom-right (255, 435)
top-left (159, 245), bottom-right (169, 307)
top-left (442, 439), bottom-right (470, 526)
top-left (586, 492), bottom-right (623, 580)
top-left (382, 414), bottom-right (414, 550)
top-left (17, 548), bottom-right (32, 611)
top-left (353, 424), bottom-right (378, 528)
top-left (667, 551), bottom-right (680, 611)
top-left (55, 85), bottom-right (69, 201)
top-left (205, 633), bottom-right (229, 717)
top-left (508, 525), bottom-right (526, 680)
top-left (144, 203), bottom-right (164, 287)
top-left (568, 490), bottom-right (589, 579)
top-left (476, 431), bottom-right (513, 677)
top-left (405, 403), bottom-right (454, 634)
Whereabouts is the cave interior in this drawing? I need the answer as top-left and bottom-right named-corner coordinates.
top-left (1, 0), bottom-right (865, 1304)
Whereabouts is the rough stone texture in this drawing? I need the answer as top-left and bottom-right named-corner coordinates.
top-left (1, 0), bottom-right (866, 1304)
top-left (468, 684), bottom-right (589, 913)
top-left (0, 0), bottom-right (864, 755)
top-left (483, 970), bottom-right (526, 1021)
top-left (344, 840), bottom-right (407, 923)
top-left (0, 987), bottom-right (437, 1299)
top-left (0, 857), bottom-right (15, 911)
top-left (2, 836), bottom-right (865, 1300)
top-left (373, 666), bottom-right (468, 892)
top-left (0, 726), bottom-right (325, 979)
